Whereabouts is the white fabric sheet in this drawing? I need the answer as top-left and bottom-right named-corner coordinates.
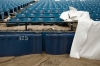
top-left (80, 21), bottom-right (100, 60)
top-left (60, 7), bottom-right (100, 60)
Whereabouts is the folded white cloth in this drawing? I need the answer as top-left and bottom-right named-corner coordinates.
top-left (60, 6), bottom-right (85, 21)
top-left (60, 11), bottom-right (69, 21)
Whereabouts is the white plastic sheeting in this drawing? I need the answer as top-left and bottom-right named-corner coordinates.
top-left (60, 11), bottom-right (69, 21)
top-left (80, 21), bottom-right (100, 60)
top-left (70, 20), bottom-right (100, 60)
top-left (70, 20), bottom-right (92, 59)
top-left (60, 7), bottom-right (100, 60)
top-left (60, 7), bottom-right (85, 21)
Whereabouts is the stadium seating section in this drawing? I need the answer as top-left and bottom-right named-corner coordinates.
top-left (0, 0), bottom-right (34, 21)
top-left (0, 0), bottom-right (100, 25)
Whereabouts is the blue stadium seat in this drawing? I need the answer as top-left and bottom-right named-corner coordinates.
top-left (36, 10), bottom-right (44, 13)
top-left (42, 18), bottom-right (55, 22)
top-left (29, 10), bottom-right (37, 13)
top-left (16, 14), bottom-right (25, 18)
top-left (51, 10), bottom-right (59, 13)
top-left (8, 18), bottom-right (21, 22)
top-left (19, 18), bottom-right (32, 25)
top-left (25, 13), bottom-right (35, 18)
top-left (43, 14), bottom-right (53, 17)
top-left (21, 18), bottom-right (32, 22)
top-left (8, 6), bottom-right (14, 14)
top-left (7, 18), bottom-right (21, 26)
top-left (42, 18), bottom-right (55, 25)
top-left (2, 8), bottom-right (10, 16)
top-left (59, 10), bottom-right (64, 13)
top-left (34, 14), bottom-right (43, 17)
top-left (90, 13), bottom-right (100, 21)
top-left (53, 13), bottom-right (60, 18)
top-left (31, 18), bottom-right (43, 22)
top-left (14, 7), bottom-right (18, 12)
top-left (21, 10), bottom-right (29, 13)
top-left (43, 10), bottom-right (51, 13)
top-left (55, 18), bottom-right (63, 22)
top-left (63, 8), bottom-right (69, 12)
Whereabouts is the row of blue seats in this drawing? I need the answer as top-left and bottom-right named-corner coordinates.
top-left (25, 6), bottom-right (100, 12)
top-left (8, 14), bottom-right (100, 24)
top-left (21, 9), bottom-right (100, 15)
top-left (21, 9), bottom-right (69, 13)
top-left (0, 31), bottom-right (75, 56)
top-left (7, 18), bottom-right (63, 26)
top-left (16, 13), bottom-right (61, 18)
top-left (8, 18), bottom-right (63, 22)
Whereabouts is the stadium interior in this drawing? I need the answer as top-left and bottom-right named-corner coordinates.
top-left (0, 0), bottom-right (100, 66)
top-left (0, 0), bottom-right (100, 56)
top-left (0, 0), bottom-right (100, 55)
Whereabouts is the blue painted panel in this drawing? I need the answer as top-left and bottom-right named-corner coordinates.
top-left (0, 34), bottom-right (42, 57)
top-left (0, 35), bottom-right (7, 56)
top-left (45, 33), bottom-right (75, 55)
top-left (0, 35), bottom-right (20, 56)
top-left (15, 34), bottom-right (42, 55)
top-left (65, 34), bottom-right (74, 54)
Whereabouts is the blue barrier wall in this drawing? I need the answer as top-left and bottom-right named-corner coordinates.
top-left (0, 31), bottom-right (75, 56)
top-left (45, 32), bottom-right (75, 55)
top-left (0, 34), bottom-right (42, 57)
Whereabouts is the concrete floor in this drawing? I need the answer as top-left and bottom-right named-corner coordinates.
top-left (0, 54), bottom-right (100, 66)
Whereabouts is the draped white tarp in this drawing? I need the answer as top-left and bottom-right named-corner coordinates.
top-left (60, 7), bottom-right (100, 60)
